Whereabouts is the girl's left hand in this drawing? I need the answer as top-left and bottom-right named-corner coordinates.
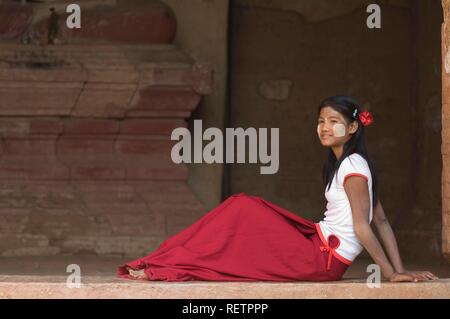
top-left (403, 270), bottom-right (439, 281)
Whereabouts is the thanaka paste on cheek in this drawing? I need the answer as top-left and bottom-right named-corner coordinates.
top-left (332, 123), bottom-right (346, 137)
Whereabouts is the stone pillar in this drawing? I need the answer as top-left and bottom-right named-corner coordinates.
top-left (442, 0), bottom-right (450, 262)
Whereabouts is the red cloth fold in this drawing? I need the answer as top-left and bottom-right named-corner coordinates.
top-left (117, 192), bottom-right (349, 282)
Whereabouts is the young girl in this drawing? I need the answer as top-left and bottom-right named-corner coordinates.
top-left (117, 95), bottom-right (439, 282)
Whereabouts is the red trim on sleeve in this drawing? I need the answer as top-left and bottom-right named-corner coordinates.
top-left (343, 173), bottom-right (368, 185)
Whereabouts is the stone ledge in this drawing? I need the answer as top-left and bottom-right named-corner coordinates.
top-left (0, 256), bottom-right (448, 298)
top-left (0, 276), bottom-right (448, 299)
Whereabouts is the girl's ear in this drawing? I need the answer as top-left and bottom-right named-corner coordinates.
top-left (349, 121), bottom-right (359, 134)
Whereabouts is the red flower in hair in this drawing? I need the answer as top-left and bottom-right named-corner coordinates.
top-left (358, 110), bottom-right (374, 126)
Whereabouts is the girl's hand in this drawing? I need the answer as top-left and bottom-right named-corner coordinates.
top-left (403, 270), bottom-right (439, 281)
top-left (389, 270), bottom-right (439, 282)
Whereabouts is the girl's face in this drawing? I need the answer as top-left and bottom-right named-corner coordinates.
top-left (317, 106), bottom-right (358, 148)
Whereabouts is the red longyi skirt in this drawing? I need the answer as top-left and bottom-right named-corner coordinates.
top-left (117, 192), bottom-right (349, 282)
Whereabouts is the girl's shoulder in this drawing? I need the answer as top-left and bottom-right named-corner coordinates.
top-left (343, 153), bottom-right (368, 166)
top-left (339, 153), bottom-right (370, 175)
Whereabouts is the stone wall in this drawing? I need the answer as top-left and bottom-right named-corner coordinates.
top-left (0, 0), bottom-right (177, 44)
top-left (0, 1), bottom-right (213, 257)
top-left (395, 0), bottom-right (443, 263)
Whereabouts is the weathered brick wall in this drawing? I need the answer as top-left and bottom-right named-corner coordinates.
top-left (0, 1), bottom-right (213, 257)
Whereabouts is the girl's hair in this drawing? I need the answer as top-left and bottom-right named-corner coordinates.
top-left (318, 95), bottom-right (379, 208)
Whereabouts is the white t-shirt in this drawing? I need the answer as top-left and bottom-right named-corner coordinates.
top-left (317, 153), bottom-right (373, 264)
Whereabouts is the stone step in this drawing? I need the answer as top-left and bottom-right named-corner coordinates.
top-left (0, 43), bottom-right (178, 52)
top-left (0, 44), bottom-right (212, 121)
top-left (0, 84), bottom-right (204, 117)
top-left (0, 256), bottom-right (448, 298)
top-left (0, 44), bottom-right (193, 64)
top-left (0, 277), bottom-right (448, 298)
top-left (0, 56), bottom-right (193, 68)
top-left (0, 117), bottom-right (186, 136)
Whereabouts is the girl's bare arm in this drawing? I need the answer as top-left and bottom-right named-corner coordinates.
top-left (344, 176), bottom-right (438, 282)
top-left (372, 200), bottom-right (405, 272)
top-left (372, 200), bottom-right (438, 281)
top-left (344, 176), bottom-right (395, 279)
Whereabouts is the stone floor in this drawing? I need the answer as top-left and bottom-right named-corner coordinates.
top-left (0, 256), bottom-right (449, 298)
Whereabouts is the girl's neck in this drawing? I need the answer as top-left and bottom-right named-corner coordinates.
top-left (332, 146), bottom-right (344, 161)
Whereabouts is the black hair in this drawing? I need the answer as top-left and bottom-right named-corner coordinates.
top-left (318, 95), bottom-right (378, 208)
